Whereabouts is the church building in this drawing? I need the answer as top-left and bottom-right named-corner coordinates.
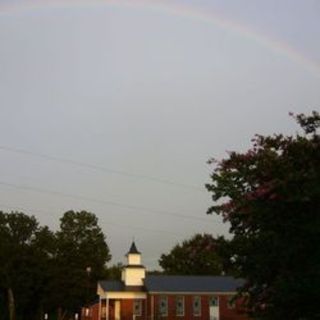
top-left (83, 242), bottom-right (249, 320)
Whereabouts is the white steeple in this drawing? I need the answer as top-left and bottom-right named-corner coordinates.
top-left (121, 241), bottom-right (146, 286)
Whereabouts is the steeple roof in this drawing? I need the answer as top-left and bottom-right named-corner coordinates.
top-left (127, 241), bottom-right (140, 254)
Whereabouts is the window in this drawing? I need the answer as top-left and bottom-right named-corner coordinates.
top-left (159, 296), bottom-right (168, 316)
top-left (101, 307), bottom-right (106, 318)
top-left (176, 296), bottom-right (184, 316)
top-left (209, 296), bottom-right (219, 307)
top-left (193, 296), bottom-right (201, 316)
top-left (227, 296), bottom-right (236, 309)
top-left (133, 300), bottom-right (142, 316)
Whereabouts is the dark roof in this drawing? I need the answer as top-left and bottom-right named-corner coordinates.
top-left (99, 280), bottom-right (144, 292)
top-left (99, 276), bottom-right (244, 293)
top-left (144, 275), bottom-right (244, 293)
top-left (99, 280), bottom-right (124, 291)
top-left (127, 241), bottom-right (140, 254)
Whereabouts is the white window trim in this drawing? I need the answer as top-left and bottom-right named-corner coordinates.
top-left (101, 306), bottom-right (106, 318)
top-left (159, 295), bottom-right (168, 317)
top-left (193, 296), bottom-right (201, 317)
top-left (210, 296), bottom-right (219, 307)
top-left (176, 296), bottom-right (185, 317)
top-left (133, 299), bottom-right (142, 316)
top-left (227, 295), bottom-right (236, 309)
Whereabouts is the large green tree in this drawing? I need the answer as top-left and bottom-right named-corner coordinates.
top-left (106, 263), bottom-right (124, 280)
top-left (0, 212), bottom-right (54, 320)
top-left (52, 210), bottom-right (111, 320)
top-left (159, 234), bottom-right (225, 275)
top-left (206, 112), bottom-right (320, 319)
top-left (0, 210), bottom-right (111, 320)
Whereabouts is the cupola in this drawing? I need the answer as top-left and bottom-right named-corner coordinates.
top-left (121, 241), bottom-right (146, 286)
top-left (127, 241), bottom-right (141, 265)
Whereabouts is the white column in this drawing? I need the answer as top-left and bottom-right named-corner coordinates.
top-left (115, 300), bottom-right (120, 320)
top-left (106, 295), bottom-right (109, 320)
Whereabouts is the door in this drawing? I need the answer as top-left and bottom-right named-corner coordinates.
top-left (115, 300), bottom-right (120, 320)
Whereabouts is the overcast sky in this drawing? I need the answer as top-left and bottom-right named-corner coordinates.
top-left (0, 0), bottom-right (319, 269)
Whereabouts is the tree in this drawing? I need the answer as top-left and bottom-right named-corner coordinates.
top-left (0, 210), bottom-right (111, 320)
top-left (52, 210), bottom-right (111, 320)
top-left (106, 263), bottom-right (124, 280)
top-left (159, 234), bottom-right (225, 275)
top-left (206, 111), bottom-right (320, 319)
top-left (0, 212), bottom-right (54, 320)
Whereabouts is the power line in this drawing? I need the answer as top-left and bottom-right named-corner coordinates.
top-left (0, 145), bottom-right (204, 192)
top-left (0, 180), bottom-right (222, 224)
top-left (0, 202), bottom-right (185, 238)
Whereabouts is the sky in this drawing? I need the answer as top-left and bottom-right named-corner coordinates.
top-left (0, 0), bottom-right (319, 269)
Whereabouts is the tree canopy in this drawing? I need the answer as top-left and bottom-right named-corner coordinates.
top-left (206, 111), bottom-right (320, 319)
top-left (53, 210), bottom-right (111, 319)
top-left (0, 212), bottom-right (54, 320)
top-left (159, 233), bottom-right (225, 275)
top-left (0, 210), bottom-right (111, 320)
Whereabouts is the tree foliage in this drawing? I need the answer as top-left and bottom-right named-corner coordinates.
top-left (51, 210), bottom-right (111, 319)
top-left (159, 234), bottom-right (225, 275)
top-left (106, 263), bottom-right (124, 280)
top-left (0, 212), bottom-right (54, 320)
top-left (0, 210), bottom-right (111, 320)
top-left (206, 111), bottom-right (320, 319)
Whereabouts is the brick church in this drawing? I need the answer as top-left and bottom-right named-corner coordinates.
top-left (83, 242), bottom-right (249, 320)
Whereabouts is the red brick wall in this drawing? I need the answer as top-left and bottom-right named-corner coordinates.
top-left (108, 299), bottom-right (114, 320)
top-left (120, 299), bottom-right (133, 320)
top-left (81, 302), bottom-right (99, 320)
top-left (86, 294), bottom-right (249, 320)
top-left (120, 298), bottom-right (149, 320)
top-left (219, 295), bottom-right (248, 320)
top-left (149, 294), bottom-right (248, 320)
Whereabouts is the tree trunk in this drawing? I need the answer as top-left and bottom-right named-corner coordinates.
top-left (57, 307), bottom-right (68, 320)
top-left (8, 287), bottom-right (15, 320)
top-left (37, 304), bottom-right (44, 320)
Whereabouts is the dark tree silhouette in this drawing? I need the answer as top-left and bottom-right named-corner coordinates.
top-left (206, 111), bottom-right (320, 319)
top-left (159, 234), bottom-right (225, 275)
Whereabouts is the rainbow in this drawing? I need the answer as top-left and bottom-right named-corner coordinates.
top-left (1, 0), bottom-right (320, 78)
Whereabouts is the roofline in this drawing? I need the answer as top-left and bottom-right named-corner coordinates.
top-left (145, 275), bottom-right (239, 278)
top-left (124, 265), bottom-right (145, 268)
top-left (147, 291), bottom-right (238, 295)
top-left (101, 291), bottom-right (147, 294)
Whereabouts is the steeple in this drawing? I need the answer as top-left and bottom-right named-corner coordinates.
top-left (121, 241), bottom-right (145, 286)
top-left (126, 241), bottom-right (142, 265)
top-left (127, 241), bottom-right (140, 255)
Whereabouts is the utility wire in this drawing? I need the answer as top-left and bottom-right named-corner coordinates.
top-left (0, 202), bottom-right (185, 238)
top-left (0, 180), bottom-right (222, 224)
top-left (0, 145), bottom-right (204, 192)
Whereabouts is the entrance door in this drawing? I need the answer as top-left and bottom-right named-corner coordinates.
top-left (209, 296), bottom-right (219, 320)
top-left (115, 301), bottom-right (120, 320)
